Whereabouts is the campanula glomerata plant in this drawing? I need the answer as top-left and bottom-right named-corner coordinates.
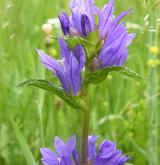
top-left (19, 0), bottom-right (144, 164)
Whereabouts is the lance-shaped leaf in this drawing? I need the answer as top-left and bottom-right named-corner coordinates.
top-left (85, 66), bottom-right (145, 84)
top-left (18, 79), bottom-right (85, 110)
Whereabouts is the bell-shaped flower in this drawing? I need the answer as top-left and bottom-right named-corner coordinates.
top-left (93, 31), bottom-right (136, 69)
top-left (58, 12), bottom-right (70, 35)
top-left (36, 37), bottom-right (85, 95)
top-left (59, 0), bottom-right (95, 37)
top-left (93, 0), bottom-right (136, 69)
top-left (40, 135), bottom-right (128, 165)
top-left (94, 138), bottom-right (128, 165)
top-left (40, 136), bottom-right (76, 165)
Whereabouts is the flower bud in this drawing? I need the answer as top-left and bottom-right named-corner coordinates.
top-left (44, 36), bottom-right (54, 46)
top-left (41, 23), bottom-right (53, 36)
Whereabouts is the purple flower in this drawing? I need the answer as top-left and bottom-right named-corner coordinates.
top-left (40, 136), bottom-right (76, 165)
top-left (59, 0), bottom-right (95, 36)
top-left (93, 138), bottom-right (128, 165)
top-left (36, 37), bottom-right (85, 95)
top-left (58, 12), bottom-right (70, 35)
top-left (87, 135), bottom-right (128, 165)
top-left (94, 31), bottom-right (136, 69)
top-left (93, 0), bottom-right (136, 69)
top-left (58, 0), bottom-right (135, 69)
top-left (40, 135), bottom-right (128, 165)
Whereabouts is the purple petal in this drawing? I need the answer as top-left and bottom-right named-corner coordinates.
top-left (99, 0), bottom-right (114, 38)
top-left (60, 156), bottom-right (74, 165)
top-left (126, 33), bottom-right (136, 47)
top-left (81, 14), bottom-right (92, 36)
top-left (72, 149), bottom-right (81, 165)
top-left (66, 135), bottom-right (76, 154)
top-left (104, 22), bottom-right (127, 47)
top-left (36, 49), bottom-right (63, 75)
top-left (97, 140), bottom-right (117, 159)
top-left (117, 155), bottom-right (128, 165)
top-left (94, 158), bottom-right (108, 165)
top-left (54, 136), bottom-right (76, 157)
top-left (40, 148), bottom-right (58, 159)
top-left (112, 33), bottom-right (129, 66)
top-left (94, 153), bottom-right (127, 165)
top-left (103, 150), bottom-right (125, 165)
top-left (58, 12), bottom-right (70, 35)
top-left (70, 0), bottom-right (94, 35)
top-left (68, 52), bottom-right (82, 95)
top-left (116, 49), bottom-right (128, 66)
top-left (95, 140), bottom-right (128, 165)
top-left (42, 157), bottom-right (59, 165)
top-left (111, 10), bottom-right (131, 30)
top-left (36, 49), bottom-right (70, 93)
top-left (54, 136), bottom-right (68, 156)
top-left (88, 135), bottom-right (97, 160)
top-left (40, 148), bottom-right (59, 165)
top-left (105, 10), bottom-right (131, 46)
top-left (70, 0), bottom-right (82, 34)
top-left (73, 44), bottom-right (86, 70)
top-left (58, 37), bottom-right (71, 67)
top-left (98, 32), bottom-right (128, 68)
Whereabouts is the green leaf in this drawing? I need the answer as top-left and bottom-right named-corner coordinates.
top-left (18, 79), bottom-right (85, 110)
top-left (64, 31), bottom-right (101, 60)
top-left (119, 67), bottom-right (146, 80)
top-left (64, 36), bottom-right (92, 49)
top-left (10, 115), bottom-right (37, 165)
top-left (86, 30), bottom-right (101, 59)
top-left (85, 66), bottom-right (145, 84)
top-left (86, 30), bottom-right (99, 44)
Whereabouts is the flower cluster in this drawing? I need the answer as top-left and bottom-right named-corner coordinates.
top-left (37, 0), bottom-right (135, 96)
top-left (37, 38), bottom-right (85, 95)
top-left (40, 135), bottom-right (128, 165)
top-left (59, 0), bottom-right (135, 69)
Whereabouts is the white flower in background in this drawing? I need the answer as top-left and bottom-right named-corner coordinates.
top-left (47, 18), bottom-right (60, 28)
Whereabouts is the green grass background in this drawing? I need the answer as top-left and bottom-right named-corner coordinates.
top-left (0, 0), bottom-right (160, 164)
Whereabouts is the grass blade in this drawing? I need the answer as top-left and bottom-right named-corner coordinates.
top-left (10, 115), bottom-right (37, 165)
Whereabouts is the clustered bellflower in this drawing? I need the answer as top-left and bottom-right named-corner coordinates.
top-left (37, 0), bottom-right (135, 96)
top-left (40, 135), bottom-right (128, 165)
top-left (37, 37), bottom-right (85, 95)
top-left (58, 0), bottom-right (135, 70)
top-left (38, 0), bottom-right (135, 164)
top-left (37, 0), bottom-right (135, 95)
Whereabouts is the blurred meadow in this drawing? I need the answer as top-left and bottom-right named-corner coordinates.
top-left (0, 0), bottom-right (160, 164)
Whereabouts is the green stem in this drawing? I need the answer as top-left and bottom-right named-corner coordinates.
top-left (81, 94), bottom-right (90, 165)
